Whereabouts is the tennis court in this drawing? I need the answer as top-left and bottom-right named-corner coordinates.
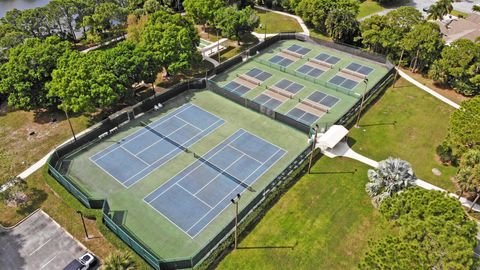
top-left (144, 129), bottom-right (285, 237)
top-left (328, 75), bottom-right (359, 90)
top-left (90, 103), bottom-right (224, 187)
top-left (286, 44), bottom-right (311, 55)
top-left (269, 54), bottom-right (294, 67)
top-left (254, 92), bottom-right (285, 109)
top-left (297, 64), bottom-right (325, 78)
top-left (345, 62), bottom-right (374, 76)
top-left (314, 53), bottom-right (341, 65)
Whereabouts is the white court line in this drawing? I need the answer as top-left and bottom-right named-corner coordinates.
top-left (29, 238), bottom-right (52, 256)
top-left (89, 104), bottom-right (193, 162)
top-left (144, 130), bottom-right (287, 238)
top-left (175, 184), bottom-right (213, 210)
top-left (122, 118), bottom-right (225, 188)
top-left (173, 116), bottom-right (202, 132)
top-left (133, 123), bottom-right (188, 157)
top-left (188, 148), bottom-right (287, 237)
top-left (90, 158), bottom-right (129, 188)
top-left (40, 255), bottom-right (57, 269)
top-left (228, 144), bottom-right (266, 165)
top-left (193, 152), bottom-right (247, 196)
top-left (120, 146), bottom-right (150, 166)
top-left (143, 130), bottom-right (246, 203)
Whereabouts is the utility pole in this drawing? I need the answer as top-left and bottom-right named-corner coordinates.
top-left (230, 193), bottom-right (241, 249)
top-left (355, 78), bottom-right (369, 128)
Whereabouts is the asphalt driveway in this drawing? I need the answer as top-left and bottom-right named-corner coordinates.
top-left (0, 210), bottom-right (88, 270)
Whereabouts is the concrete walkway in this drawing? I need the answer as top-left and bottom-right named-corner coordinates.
top-left (396, 68), bottom-right (461, 109)
top-left (323, 141), bottom-right (480, 212)
top-left (253, 6), bottom-right (310, 37)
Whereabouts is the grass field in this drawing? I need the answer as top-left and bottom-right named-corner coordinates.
top-left (349, 78), bottom-right (457, 191)
top-left (217, 157), bottom-right (392, 269)
top-left (212, 39), bottom-right (390, 128)
top-left (62, 89), bottom-right (308, 262)
top-left (358, 0), bottom-right (385, 19)
top-left (0, 105), bottom-right (89, 185)
top-left (255, 9), bottom-right (303, 34)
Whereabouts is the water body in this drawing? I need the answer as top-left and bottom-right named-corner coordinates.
top-left (0, 0), bottom-right (51, 18)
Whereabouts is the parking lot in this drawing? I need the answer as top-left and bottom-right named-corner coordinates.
top-left (0, 210), bottom-right (88, 270)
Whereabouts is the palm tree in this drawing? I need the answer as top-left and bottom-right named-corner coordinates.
top-left (365, 157), bottom-right (417, 207)
top-left (102, 251), bottom-right (136, 270)
top-left (438, 0), bottom-right (453, 15)
top-left (428, 0), bottom-right (453, 20)
top-left (427, 4), bottom-right (444, 21)
top-left (456, 149), bottom-right (480, 212)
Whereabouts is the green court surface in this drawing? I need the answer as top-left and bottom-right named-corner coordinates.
top-left (212, 40), bottom-right (389, 129)
top-left (61, 89), bottom-right (308, 260)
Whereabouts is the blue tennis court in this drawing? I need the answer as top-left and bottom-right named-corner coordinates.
top-left (254, 93), bottom-right (283, 110)
top-left (345, 62), bottom-right (374, 75)
top-left (269, 55), bottom-right (294, 67)
top-left (297, 64), bottom-right (324, 78)
top-left (314, 53), bottom-right (341, 65)
top-left (144, 129), bottom-right (286, 238)
top-left (274, 79), bottom-right (304, 94)
top-left (286, 44), bottom-right (311, 55)
top-left (90, 104), bottom-right (224, 188)
top-left (329, 75), bottom-right (358, 90)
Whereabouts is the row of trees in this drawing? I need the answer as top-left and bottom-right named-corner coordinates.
top-left (0, 0), bottom-right (129, 53)
top-left (363, 158), bottom-right (477, 268)
top-left (0, 8), bottom-right (200, 113)
top-left (360, 6), bottom-right (480, 96)
top-left (295, 0), bottom-right (359, 43)
top-left (183, 0), bottom-right (259, 43)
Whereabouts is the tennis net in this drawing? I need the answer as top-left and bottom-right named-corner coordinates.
top-left (193, 153), bottom-right (255, 192)
top-left (299, 99), bottom-right (329, 113)
top-left (140, 122), bottom-right (190, 153)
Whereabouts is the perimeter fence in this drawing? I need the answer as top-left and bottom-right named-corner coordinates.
top-left (47, 32), bottom-right (395, 270)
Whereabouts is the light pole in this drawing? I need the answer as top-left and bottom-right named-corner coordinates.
top-left (355, 78), bottom-right (369, 128)
top-left (264, 5), bottom-right (267, 41)
top-left (64, 109), bottom-right (77, 141)
top-left (216, 28), bottom-right (221, 64)
top-left (77, 210), bottom-right (89, 239)
top-left (308, 124), bottom-right (319, 174)
top-left (230, 193), bottom-right (241, 250)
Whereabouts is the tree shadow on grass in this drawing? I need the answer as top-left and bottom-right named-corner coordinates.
top-left (238, 241), bottom-right (298, 250)
top-left (310, 170), bottom-right (357, 175)
top-left (359, 121), bottom-right (396, 127)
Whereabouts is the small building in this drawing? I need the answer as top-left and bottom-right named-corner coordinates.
top-left (317, 125), bottom-right (349, 151)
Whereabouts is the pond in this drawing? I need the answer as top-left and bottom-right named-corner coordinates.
top-left (0, 0), bottom-right (51, 18)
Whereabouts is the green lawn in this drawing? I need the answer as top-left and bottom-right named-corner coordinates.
top-left (451, 10), bottom-right (469, 18)
top-left (358, 0), bottom-right (385, 19)
top-left (349, 78), bottom-right (458, 191)
top-left (255, 9), bottom-right (303, 34)
top-left (217, 157), bottom-right (392, 269)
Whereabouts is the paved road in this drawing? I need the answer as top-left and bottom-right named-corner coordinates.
top-left (0, 210), bottom-right (88, 270)
top-left (360, 0), bottom-right (479, 20)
